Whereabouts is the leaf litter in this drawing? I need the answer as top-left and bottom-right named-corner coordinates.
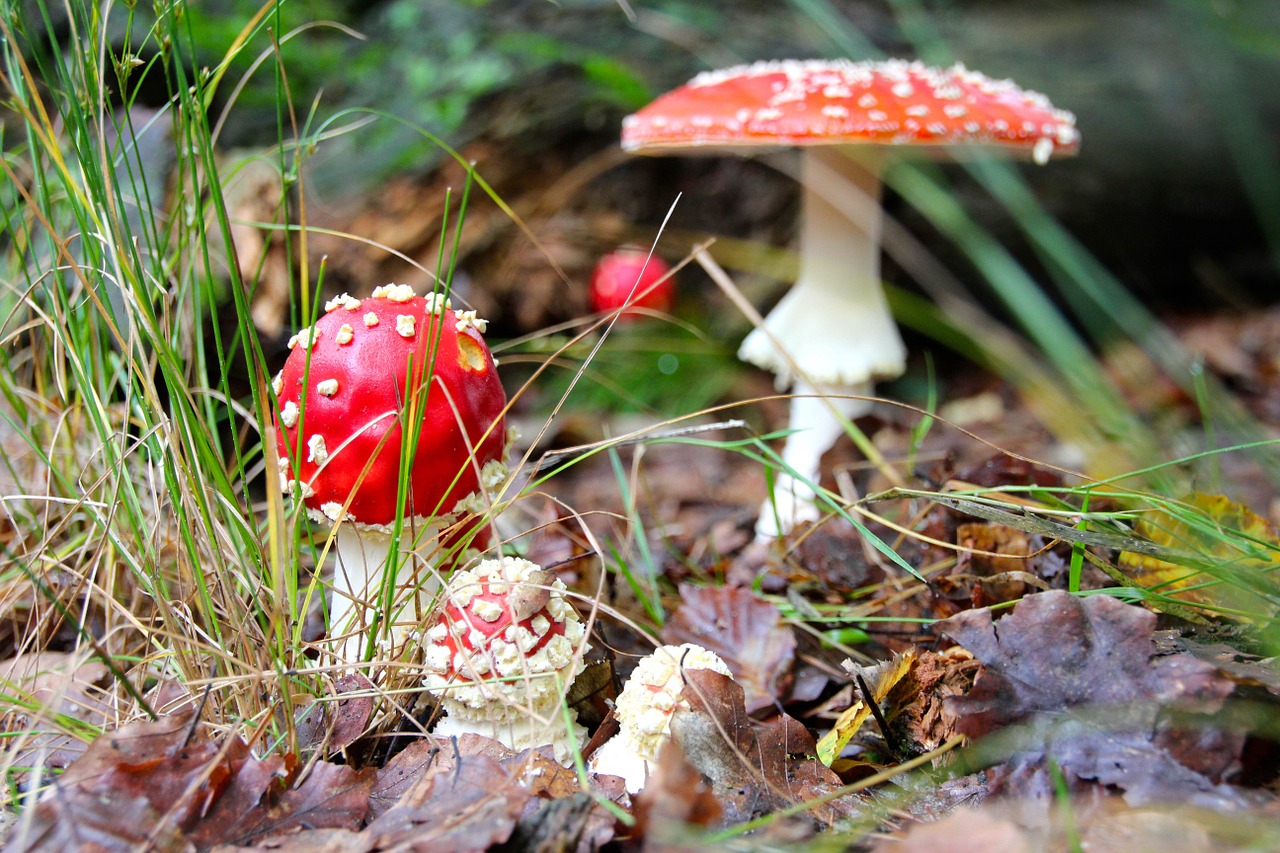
top-left (9, 213), bottom-right (1280, 850)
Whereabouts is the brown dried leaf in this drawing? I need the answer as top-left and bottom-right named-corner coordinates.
top-left (669, 669), bottom-right (856, 828)
top-left (185, 752), bottom-right (295, 848)
top-left (884, 647), bottom-right (980, 755)
top-left (206, 759), bottom-right (373, 847)
top-left (941, 591), bottom-right (1252, 807)
top-left (295, 674), bottom-right (376, 758)
top-left (368, 738), bottom-right (450, 820)
top-left (366, 751), bottom-right (529, 852)
top-left (16, 713), bottom-right (228, 852)
top-left (503, 792), bottom-right (619, 853)
top-left (940, 591), bottom-right (1233, 736)
top-left (955, 522), bottom-right (1038, 606)
top-left (662, 584), bottom-right (796, 713)
top-left (872, 806), bottom-right (1034, 853)
top-left (631, 737), bottom-right (723, 839)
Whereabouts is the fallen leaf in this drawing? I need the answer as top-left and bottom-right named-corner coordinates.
top-left (662, 584), bottom-right (796, 713)
top-left (941, 591), bottom-right (1233, 735)
top-left (15, 713), bottom-right (226, 852)
top-left (666, 669), bottom-right (856, 828)
top-left (197, 757), bottom-right (373, 848)
top-left (884, 647), bottom-right (979, 756)
top-left (816, 650), bottom-right (916, 765)
top-left (940, 591), bottom-right (1253, 807)
top-left (873, 805), bottom-right (1033, 853)
top-left (365, 751), bottom-right (529, 852)
top-left (1119, 493), bottom-right (1280, 618)
top-left (631, 737), bottom-right (723, 839)
top-left (185, 751), bottom-right (295, 848)
top-left (368, 737), bottom-right (449, 820)
top-left (503, 792), bottom-right (619, 853)
top-left (294, 673), bottom-right (376, 758)
top-left (955, 522), bottom-right (1043, 606)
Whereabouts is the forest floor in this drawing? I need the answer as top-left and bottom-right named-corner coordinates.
top-left (6, 301), bottom-right (1280, 852)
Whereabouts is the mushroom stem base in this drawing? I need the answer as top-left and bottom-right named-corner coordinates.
top-left (755, 379), bottom-right (874, 541)
top-left (433, 704), bottom-right (586, 765)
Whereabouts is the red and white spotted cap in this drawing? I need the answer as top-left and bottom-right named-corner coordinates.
top-left (422, 557), bottom-right (588, 720)
top-left (622, 59), bottom-right (1079, 164)
top-left (273, 285), bottom-right (508, 532)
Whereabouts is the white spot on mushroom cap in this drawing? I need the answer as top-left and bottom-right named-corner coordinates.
top-left (279, 401), bottom-right (299, 428)
top-left (320, 501), bottom-right (345, 522)
top-left (324, 293), bottom-right (362, 312)
top-left (472, 599), bottom-right (503, 623)
top-left (306, 434), bottom-right (328, 464)
top-left (371, 283), bottom-right (416, 302)
top-left (424, 292), bottom-right (452, 315)
top-left (287, 327), bottom-right (318, 351)
top-left (317, 378), bottom-right (338, 397)
top-left (363, 312), bottom-right (379, 328)
top-left (454, 309), bottom-right (488, 334)
top-left (395, 315), bottom-right (416, 338)
top-left (1033, 136), bottom-right (1054, 165)
top-left (335, 324), bottom-right (354, 345)
top-left (271, 372), bottom-right (283, 396)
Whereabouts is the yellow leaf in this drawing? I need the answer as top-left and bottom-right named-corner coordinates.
top-left (1119, 493), bottom-right (1280, 619)
top-left (816, 650), bottom-right (916, 766)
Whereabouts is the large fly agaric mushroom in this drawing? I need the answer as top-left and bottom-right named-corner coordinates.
top-left (422, 557), bottom-right (590, 763)
top-left (622, 59), bottom-right (1079, 538)
top-left (274, 284), bottom-right (508, 663)
top-left (588, 642), bottom-right (733, 793)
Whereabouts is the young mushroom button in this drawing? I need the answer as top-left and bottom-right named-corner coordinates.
top-left (273, 285), bottom-right (509, 665)
top-left (622, 59), bottom-right (1079, 539)
top-left (422, 557), bottom-right (590, 764)
top-left (588, 642), bottom-right (734, 793)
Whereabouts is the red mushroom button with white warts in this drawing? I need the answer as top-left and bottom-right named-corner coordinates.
top-left (588, 642), bottom-right (733, 793)
top-left (422, 557), bottom-right (590, 764)
top-left (622, 59), bottom-right (1078, 539)
top-left (590, 246), bottom-right (675, 319)
top-left (274, 285), bottom-right (509, 664)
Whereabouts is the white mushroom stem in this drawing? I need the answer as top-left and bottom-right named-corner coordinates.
top-left (738, 147), bottom-right (907, 540)
top-left (328, 521), bottom-right (446, 666)
top-left (755, 378), bottom-right (874, 540)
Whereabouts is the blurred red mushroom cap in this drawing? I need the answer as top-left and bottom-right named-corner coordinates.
top-left (589, 246), bottom-right (675, 318)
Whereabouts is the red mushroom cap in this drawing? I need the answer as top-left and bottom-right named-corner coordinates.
top-left (589, 246), bottom-right (675, 318)
top-left (273, 286), bottom-right (507, 531)
top-left (622, 59), bottom-right (1079, 163)
top-left (422, 557), bottom-right (587, 717)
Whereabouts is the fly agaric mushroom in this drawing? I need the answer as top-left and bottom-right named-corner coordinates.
top-left (274, 285), bottom-right (508, 663)
top-left (422, 557), bottom-right (590, 763)
top-left (590, 246), bottom-right (675, 319)
top-left (588, 642), bottom-right (733, 793)
top-left (622, 59), bottom-right (1079, 538)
